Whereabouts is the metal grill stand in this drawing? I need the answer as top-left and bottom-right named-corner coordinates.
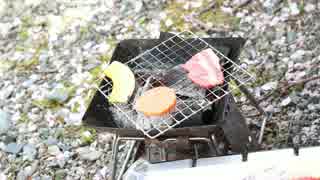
top-left (83, 32), bottom-right (270, 180)
top-left (95, 31), bottom-right (254, 139)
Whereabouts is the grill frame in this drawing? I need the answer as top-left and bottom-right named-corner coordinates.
top-left (93, 31), bottom-right (253, 139)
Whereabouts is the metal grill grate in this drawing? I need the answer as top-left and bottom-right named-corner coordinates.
top-left (95, 31), bottom-right (254, 139)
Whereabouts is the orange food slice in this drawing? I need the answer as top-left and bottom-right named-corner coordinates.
top-left (135, 86), bottom-right (176, 116)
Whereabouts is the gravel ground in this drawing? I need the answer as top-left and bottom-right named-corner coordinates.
top-left (0, 0), bottom-right (320, 179)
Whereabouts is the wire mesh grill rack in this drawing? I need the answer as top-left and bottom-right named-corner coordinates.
top-left (95, 31), bottom-right (254, 139)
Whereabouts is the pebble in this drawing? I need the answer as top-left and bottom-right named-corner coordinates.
top-left (47, 145), bottom-right (62, 156)
top-left (287, 31), bottom-right (297, 43)
top-left (46, 86), bottom-right (69, 103)
top-left (261, 81), bottom-right (278, 91)
top-left (0, 84), bottom-right (14, 100)
top-left (280, 96), bottom-right (292, 107)
top-left (0, 110), bottom-right (10, 134)
top-left (304, 4), bottom-right (315, 12)
top-left (289, 2), bottom-right (300, 15)
top-left (55, 169), bottom-right (67, 179)
top-left (23, 144), bottom-right (37, 161)
top-left (76, 146), bottom-right (102, 161)
top-left (265, 104), bottom-right (274, 112)
top-left (46, 137), bottom-right (58, 145)
top-left (0, 172), bottom-right (6, 180)
top-left (4, 143), bottom-right (24, 154)
top-left (290, 50), bottom-right (305, 60)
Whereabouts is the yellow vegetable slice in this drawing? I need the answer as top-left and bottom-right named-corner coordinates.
top-left (103, 61), bottom-right (135, 103)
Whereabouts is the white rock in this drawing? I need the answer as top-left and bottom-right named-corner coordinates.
top-left (0, 110), bottom-right (10, 134)
top-left (165, 19), bottom-right (173, 27)
top-left (48, 145), bottom-right (62, 156)
top-left (0, 172), bottom-right (6, 180)
top-left (66, 112), bottom-right (83, 125)
top-left (265, 105), bottom-right (274, 112)
top-left (0, 84), bottom-right (14, 100)
top-left (281, 57), bottom-right (289, 63)
top-left (93, 166), bottom-right (110, 180)
top-left (304, 4), bottom-right (315, 12)
top-left (261, 82), bottom-right (278, 91)
top-left (25, 0), bottom-right (42, 7)
top-left (23, 144), bottom-right (37, 161)
top-left (290, 50), bottom-right (305, 60)
top-left (0, 22), bottom-right (10, 38)
top-left (22, 74), bottom-right (39, 87)
top-left (98, 133), bottom-right (113, 144)
top-left (0, 0), bottom-right (6, 17)
top-left (83, 42), bottom-right (93, 50)
top-left (96, 43), bottom-right (110, 54)
top-left (281, 96), bottom-right (292, 107)
top-left (221, 7), bottom-right (233, 15)
top-left (289, 3), bottom-right (300, 15)
top-left (46, 85), bottom-right (69, 103)
top-left (76, 146), bottom-right (102, 161)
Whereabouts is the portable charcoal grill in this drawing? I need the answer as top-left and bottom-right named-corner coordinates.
top-left (83, 32), bottom-right (270, 180)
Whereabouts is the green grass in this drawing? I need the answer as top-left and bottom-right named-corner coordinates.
top-left (16, 57), bottom-right (39, 71)
top-left (161, 0), bottom-right (240, 32)
top-left (18, 30), bottom-right (29, 41)
top-left (199, 9), bottom-right (240, 28)
top-left (18, 112), bottom-right (30, 123)
top-left (32, 99), bottom-right (63, 110)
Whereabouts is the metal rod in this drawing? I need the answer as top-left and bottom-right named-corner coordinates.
top-left (111, 134), bottom-right (120, 180)
top-left (258, 113), bottom-right (271, 144)
top-left (117, 140), bottom-right (137, 180)
top-left (210, 134), bottom-right (220, 155)
top-left (192, 144), bottom-right (199, 167)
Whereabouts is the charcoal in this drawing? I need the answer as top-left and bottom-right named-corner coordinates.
top-left (110, 105), bottom-right (136, 128)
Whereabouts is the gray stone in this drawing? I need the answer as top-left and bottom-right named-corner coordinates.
top-left (55, 169), bottom-right (66, 179)
top-left (290, 50), bottom-right (305, 60)
top-left (304, 4), bottom-right (315, 12)
top-left (0, 85), bottom-right (14, 99)
top-left (41, 175), bottom-right (53, 180)
top-left (24, 161), bottom-right (39, 176)
top-left (4, 143), bottom-right (23, 154)
top-left (22, 74), bottom-right (39, 87)
top-left (46, 137), bottom-right (58, 145)
top-left (261, 82), bottom-right (278, 91)
top-left (281, 96), bottom-right (292, 107)
top-left (47, 145), bottom-right (61, 156)
top-left (289, 2), bottom-right (300, 15)
top-left (287, 31), bottom-right (297, 43)
top-left (0, 110), bottom-right (10, 134)
top-left (46, 86), bottom-right (69, 103)
top-left (23, 144), bottom-right (37, 161)
top-left (76, 146), bottom-right (102, 161)
top-left (16, 169), bottom-right (27, 180)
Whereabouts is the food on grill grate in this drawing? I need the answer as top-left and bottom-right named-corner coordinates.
top-left (160, 66), bottom-right (206, 99)
top-left (103, 61), bottom-right (135, 103)
top-left (135, 86), bottom-right (176, 116)
top-left (181, 48), bottom-right (224, 88)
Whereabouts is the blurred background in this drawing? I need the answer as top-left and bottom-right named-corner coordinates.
top-left (0, 0), bottom-right (319, 179)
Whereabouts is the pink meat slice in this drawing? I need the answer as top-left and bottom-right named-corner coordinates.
top-left (181, 48), bottom-right (224, 88)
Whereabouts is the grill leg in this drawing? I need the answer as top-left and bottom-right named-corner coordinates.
top-left (237, 84), bottom-right (272, 144)
top-left (210, 134), bottom-right (221, 155)
top-left (111, 134), bottom-right (120, 180)
top-left (117, 140), bottom-right (137, 180)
